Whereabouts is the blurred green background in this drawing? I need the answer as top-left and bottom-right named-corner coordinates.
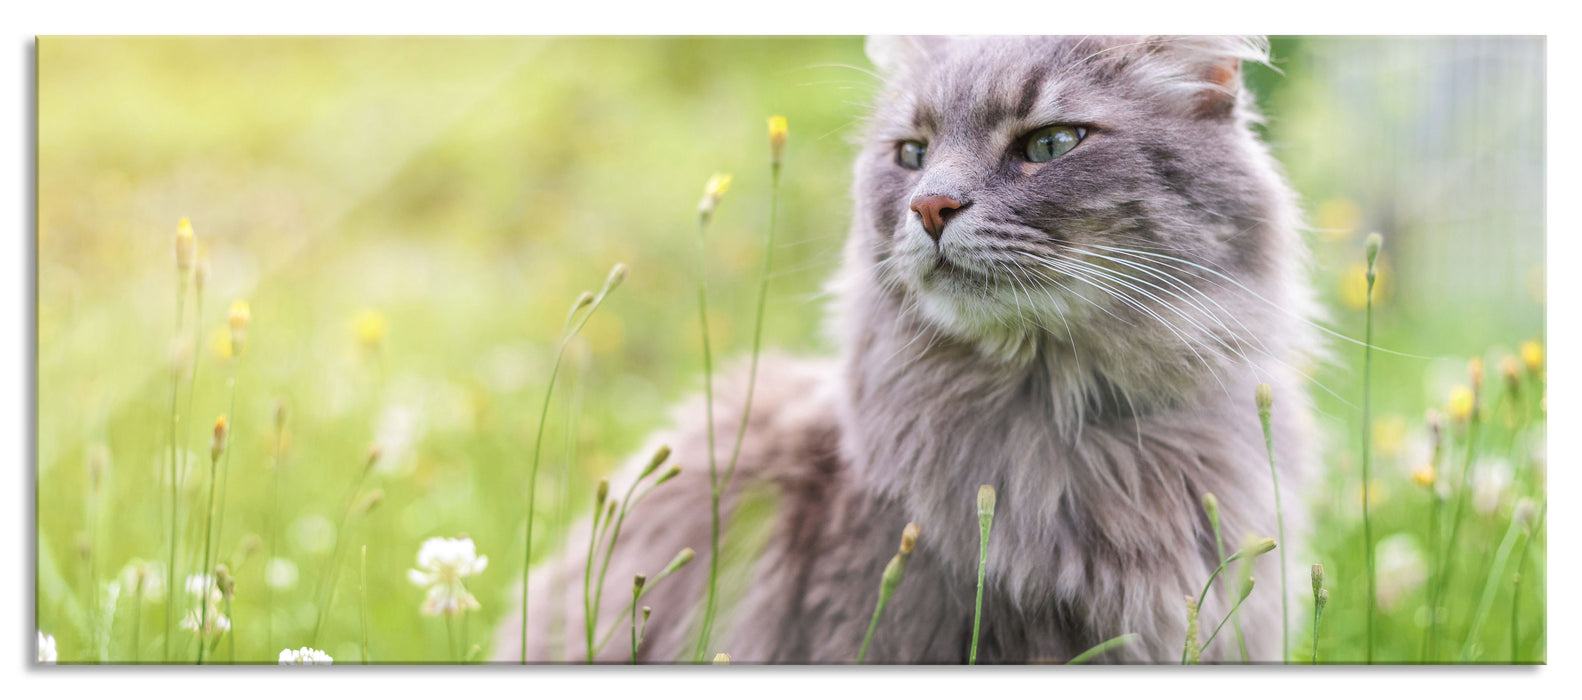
top-left (36, 36), bottom-right (1545, 664)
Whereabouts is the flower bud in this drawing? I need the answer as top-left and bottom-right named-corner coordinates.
top-left (227, 300), bottom-right (251, 359)
top-left (1520, 340), bottom-right (1544, 374)
top-left (1310, 563), bottom-right (1325, 598)
top-left (977, 484), bottom-right (996, 518)
top-left (603, 263), bottom-right (629, 294)
top-left (641, 444), bottom-right (672, 478)
top-left (698, 173), bottom-right (733, 224)
top-left (175, 217), bottom-right (196, 274)
top-left (713, 652), bottom-right (731, 664)
top-left (768, 115), bottom-right (789, 170)
top-left (210, 415), bottom-right (229, 463)
top-left (1238, 536), bottom-right (1277, 559)
top-left (633, 573), bottom-right (646, 598)
top-left (1364, 233), bottom-right (1382, 269)
top-left (899, 522), bottom-right (919, 555)
top-left (1255, 383), bottom-right (1273, 416)
top-left (1201, 492), bottom-right (1220, 525)
top-left (661, 547), bottom-right (695, 576)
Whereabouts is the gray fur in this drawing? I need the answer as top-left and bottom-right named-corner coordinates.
top-left (495, 35), bottom-right (1316, 664)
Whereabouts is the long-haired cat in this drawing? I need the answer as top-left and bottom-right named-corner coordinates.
top-left (496, 35), bottom-right (1316, 664)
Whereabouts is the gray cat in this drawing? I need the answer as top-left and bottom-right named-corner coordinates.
top-left (495, 35), bottom-right (1317, 664)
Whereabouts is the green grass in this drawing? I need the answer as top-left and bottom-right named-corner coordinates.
top-left (35, 36), bottom-right (1545, 664)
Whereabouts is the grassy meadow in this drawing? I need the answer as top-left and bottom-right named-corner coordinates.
top-left (35, 36), bottom-right (1545, 664)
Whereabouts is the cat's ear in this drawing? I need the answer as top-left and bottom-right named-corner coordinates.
top-left (1127, 36), bottom-right (1269, 120)
top-left (864, 35), bottom-right (946, 76)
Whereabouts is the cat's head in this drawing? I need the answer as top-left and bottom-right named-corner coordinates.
top-left (848, 35), bottom-right (1302, 382)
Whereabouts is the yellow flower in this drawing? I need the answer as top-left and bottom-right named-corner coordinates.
top-left (768, 115), bottom-right (789, 169)
top-left (175, 217), bottom-right (196, 274)
top-left (1410, 465), bottom-right (1435, 489)
top-left (228, 300), bottom-right (251, 358)
top-left (1447, 384), bottom-right (1474, 423)
top-left (698, 173), bottom-right (733, 223)
top-left (1372, 415), bottom-right (1407, 457)
top-left (353, 309), bottom-right (388, 352)
top-left (1313, 197), bottom-right (1361, 241)
top-left (1520, 340), bottom-right (1544, 374)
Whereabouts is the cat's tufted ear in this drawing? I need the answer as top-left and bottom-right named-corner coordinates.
top-left (864, 35), bottom-right (946, 77)
top-left (1124, 35), bottom-right (1269, 120)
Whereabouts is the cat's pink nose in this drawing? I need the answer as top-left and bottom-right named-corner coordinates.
top-left (909, 195), bottom-right (965, 242)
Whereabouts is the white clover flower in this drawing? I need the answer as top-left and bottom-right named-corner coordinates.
top-left (278, 646), bottom-right (333, 665)
top-left (1375, 533), bottom-right (1427, 611)
top-left (118, 559), bottom-right (166, 601)
top-left (180, 609), bottom-right (231, 638)
top-left (1472, 458), bottom-right (1513, 515)
top-left (265, 558), bottom-right (300, 591)
top-left (407, 536), bottom-right (488, 616)
top-left (180, 574), bottom-right (229, 639)
top-left (37, 631), bottom-right (56, 664)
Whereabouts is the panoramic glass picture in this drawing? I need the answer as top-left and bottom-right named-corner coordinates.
top-left (34, 35), bottom-right (1545, 665)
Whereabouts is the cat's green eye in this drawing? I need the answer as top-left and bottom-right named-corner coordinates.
top-left (897, 140), bottom-right (928, 170)
top-left (1024, 125), bottom-right (1086, 163)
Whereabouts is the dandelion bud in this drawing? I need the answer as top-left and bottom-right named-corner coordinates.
top-left (767, 115), bottom-right (789, 171)
top-left (603, 499), bottom-right (617, 523)
top-left (633, 574), bottom-right (646, 598)
top-left (364, 444), bottom-right (383, 474)
top-left (353, 309), bottom-right (387, 353)
top-left (274, 399), bottom-right (289, 434)
top-left (215, 564), bottom-right (235, 600)
top-left (1201, 492), bottom-right (1220, 525)
top-left (1520, 340), bottom-right (1544, 374)
top-left (1447, 385), bottom-right (1474, 424)
top-left (899, 522), bottom-right (919, 555)
top-left (1364, 233), bottom-right (1382, 270)
top-left (641, 444), bottom-right (672, 478)
top-left (654, 465), bottom-right (682, 486)
top-left (87, 444), bottom-right (109, 496)
top-left (1514, 499), bottom-right (1538, 530)
top-left (713, 652), bottom-right (731, 665)
top-left (1500, 355), bottom-right (1521, 395)
top-left (1238, 536), bottom-right (1277, 559)
top-left (233, 534), bottom-right (263, 568)
top-left (698, 173), bottom-right (733, 224)
top-left (1255, 383), bottom-right (1273, 417)
top-left (1315, 587), bottom-right (1329, 617)
top-left (228, 300), bottom-right (251, 359)
top-left (1310, 563), bottom-right (1325, 598)
top-left (211, 415), bottom-right (229, 463)
top-left (1237, 574), bottom-right (1256, 600)
top-left (352, 488), bottom-right (385, 516)
top-left (570, 290), bottom-right (595, 314)
top-left (595, 478), bottom-right (610, 510)
top-left (1410, 465), bottom-right (1436, 489)
top-left (642, 606), bottom-right (652, 624)
top-left (175, 217), bottom-right (196, 274)
top-left (661, 548), bottom-right (696, 576)
top-left (977, 484), bottom-right (997, 518)
top-left (603, 263), bottom-right (629, 294)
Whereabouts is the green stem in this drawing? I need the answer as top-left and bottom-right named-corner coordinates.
top-left (1200, 586), bottom-right (1255, 652)
top-left (1258, 396), bottom-right (1288, 663)
top-left (1067, 634), bottom-right (1138, 665)
top-left (164, 276), bottom-right (188, 662)
top-left (1509, 502), bottom-right (1545, 663)
top-left (360, 545), bottom-right (370, 665)
top-left (692, 216), bottom-right (721, 663)
top-left (1432, 411), bottom-right (1482, 660)
top-left (1460, 514), bottom-right (1524, 660)
top-left (523, 282), bottom-right (616, 664)
top-left (1361, 257), bottom-right (1377, 665)
top-left (970, 486), bottom-right (995, 665)
top-left (196, 452), bottom-right (220, 664)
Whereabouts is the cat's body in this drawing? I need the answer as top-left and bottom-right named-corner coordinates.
top-left (495, 35), bottom-right (1316, 664)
